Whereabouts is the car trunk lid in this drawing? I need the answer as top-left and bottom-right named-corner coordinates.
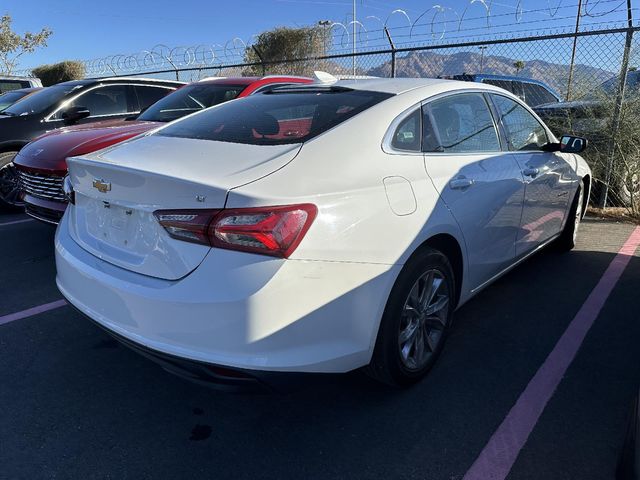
top-left (66, 134), bottom-right (301, 280)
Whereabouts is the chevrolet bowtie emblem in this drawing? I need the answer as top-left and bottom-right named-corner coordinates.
top-left (92, 179), bottom-right (111, 193)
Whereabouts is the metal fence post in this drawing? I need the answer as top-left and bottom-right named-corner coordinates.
top-left (599, 1), bottom-right (634, 208)
top-left (565, 0), bottom-right (583, 101)
top-left (384, 27), bottom-right (396, 78)
top-left (252, 46), bottom-right (266, 75)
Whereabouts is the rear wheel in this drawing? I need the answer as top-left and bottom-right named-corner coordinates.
top-left (366, 248), bottom-right (455, 387)
top-left (0, 151), bottom-right (23, 211)
top-left (556, 180), bottom-right (584, 252)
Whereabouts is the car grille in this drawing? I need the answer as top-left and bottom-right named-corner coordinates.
top-left (18, 171), bottom-right (66, 202)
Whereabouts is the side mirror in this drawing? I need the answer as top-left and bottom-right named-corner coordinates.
top-left (61, 106), bottom-right (91, 123)
top-left (542, 135), bottom-right (588, 153)
top-left (559, 135), bottom-right (587, 153)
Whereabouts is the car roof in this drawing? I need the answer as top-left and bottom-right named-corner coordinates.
top-left (292, 77), bottom-right (498, 95)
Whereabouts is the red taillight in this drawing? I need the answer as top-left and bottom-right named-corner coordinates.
top-left (154, 204), bottom-right (317, 258)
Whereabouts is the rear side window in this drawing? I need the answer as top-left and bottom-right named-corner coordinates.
top-left (482, 79), bottom-right (513, 93)
top-left (424, 93), bottom-right (500, 153)
top-left (391, 109), bottom-right (421, 151)
top-left (491, 94), bottom-right (548, 151)
top-left (521, 83), bottom-right (558, 106)
top-left (0, 80), bottom-right (29, 93)
top-left (134, 86), bottom-right (173, 111)
top-left (158, 88), bottom-right (392, 145)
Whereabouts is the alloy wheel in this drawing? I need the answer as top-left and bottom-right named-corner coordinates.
top-left (0, 162), bottom-right (24, 207)
top-left (398, 269), bottom-right (450, 371)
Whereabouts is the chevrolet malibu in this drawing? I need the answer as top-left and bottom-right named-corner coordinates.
top-left (55, 77), bottom-right (591, 389)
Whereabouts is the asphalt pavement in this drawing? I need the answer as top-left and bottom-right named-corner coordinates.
top-left (1, 214), bottom-right (639, 480)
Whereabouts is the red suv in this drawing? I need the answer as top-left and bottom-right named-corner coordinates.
top-left (14, 75), bottom-right (312, 223)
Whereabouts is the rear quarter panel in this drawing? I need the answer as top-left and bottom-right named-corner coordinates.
top-left (225, 88), bottom-right (468, 272)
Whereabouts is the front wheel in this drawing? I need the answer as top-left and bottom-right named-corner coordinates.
top-left (0, 151), bottom-right (23, 211)
top-left (366, 248), bottom-right (455, 387)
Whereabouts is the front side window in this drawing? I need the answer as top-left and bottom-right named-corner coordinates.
top-left (138, 84), bottom-right (246, 123)
top-left (424, 93), bottom-right (501, 153)
top-left (55, 85), bottom-right (133, 119)
top-left (492, 94), bottom-right (548, 151)
top-left (3, 84), bottom-right (82, 116)
top-left (391, 109), bottom-right (421, 151)
top-left (158, 87), bottom-right (392, 145)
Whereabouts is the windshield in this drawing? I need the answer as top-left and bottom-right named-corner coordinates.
top-left (2, 84), bottom-right (82, 116)
top-left (158, 88), bottom-right (393, 145)
top-left (0, 90), bottom-right (31, 111)
top-left (138, 83), bottom-right (247, 122)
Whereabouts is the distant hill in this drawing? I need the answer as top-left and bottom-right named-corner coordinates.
top-left (366, 50), bottom-right (615, 96)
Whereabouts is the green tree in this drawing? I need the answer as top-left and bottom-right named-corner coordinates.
top-left (244, 25), bottom-right (330, 76)
top-left (0, 14), bottom-right (52, 75)
top-left (32, 61), bottom-right (85, 86)
top-left (513, 60), bottom-right (526, 75)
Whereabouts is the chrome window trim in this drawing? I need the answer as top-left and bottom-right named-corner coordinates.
top-left (44, 83), bottom-right (175, 122)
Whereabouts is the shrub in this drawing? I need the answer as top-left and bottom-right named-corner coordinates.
top-left (31, 60), bottom-right (85, 86)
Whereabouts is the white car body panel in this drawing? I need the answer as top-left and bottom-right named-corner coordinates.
top-left (56, 78), bottom-right (591, 374)
top-left (66, 138), bottom-right (301, 280)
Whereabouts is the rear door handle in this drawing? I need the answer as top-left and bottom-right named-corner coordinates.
top-left (523, 167), bottom-right (539, 177)
top-left (449, 178), bottom-right (475, 190)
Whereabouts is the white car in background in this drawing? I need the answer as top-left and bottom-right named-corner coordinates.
top-left (55, 75), bottom-right (591, 390)
top-left (0, 75), bottom-right (43, 94)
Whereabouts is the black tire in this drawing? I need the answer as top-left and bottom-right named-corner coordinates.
top-left (366, 247), bottom-right (456, 387)
top-left (556, 180), bottom-right (584, 252)
top-left (0, 151), bottom-right (23, 211)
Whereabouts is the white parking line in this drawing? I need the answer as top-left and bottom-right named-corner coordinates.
top-left (0, 218), bottom-right (34, 227)
top-left (0, 300), bottom-right (67, 326)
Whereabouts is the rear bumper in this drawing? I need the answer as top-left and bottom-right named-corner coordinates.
top-left (55, 211), bottom-right (399, 375)
top-left (73, 302), bottom-right (331, 392)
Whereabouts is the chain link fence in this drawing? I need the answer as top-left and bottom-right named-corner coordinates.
top-left (101, 25), bottom-right (640, 215)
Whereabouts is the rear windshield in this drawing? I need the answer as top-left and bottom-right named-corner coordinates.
top-left (157, 88), bottom-right (393, 145)
top-left (138, 83), bottom-right (247, 123)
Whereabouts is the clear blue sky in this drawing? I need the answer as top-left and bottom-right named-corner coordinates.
top-left (3, 0), bottom-right (632, 70)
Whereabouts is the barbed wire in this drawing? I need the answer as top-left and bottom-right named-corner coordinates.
top-left (19, 0), bottom-right (633, 77)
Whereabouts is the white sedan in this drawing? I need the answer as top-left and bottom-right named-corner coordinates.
top-left (55, 76), bottom-right (591, 389)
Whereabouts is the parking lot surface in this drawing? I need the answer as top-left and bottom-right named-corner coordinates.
top-left (1, 215), bottom-right (639, 480)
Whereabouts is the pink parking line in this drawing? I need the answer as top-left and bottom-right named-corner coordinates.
top-left (463, 225), bottom-right (640, 480)
top-left (0, 218), bottom-right (34, 227)
top-left (0, 299), bottom-right (67, 326)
